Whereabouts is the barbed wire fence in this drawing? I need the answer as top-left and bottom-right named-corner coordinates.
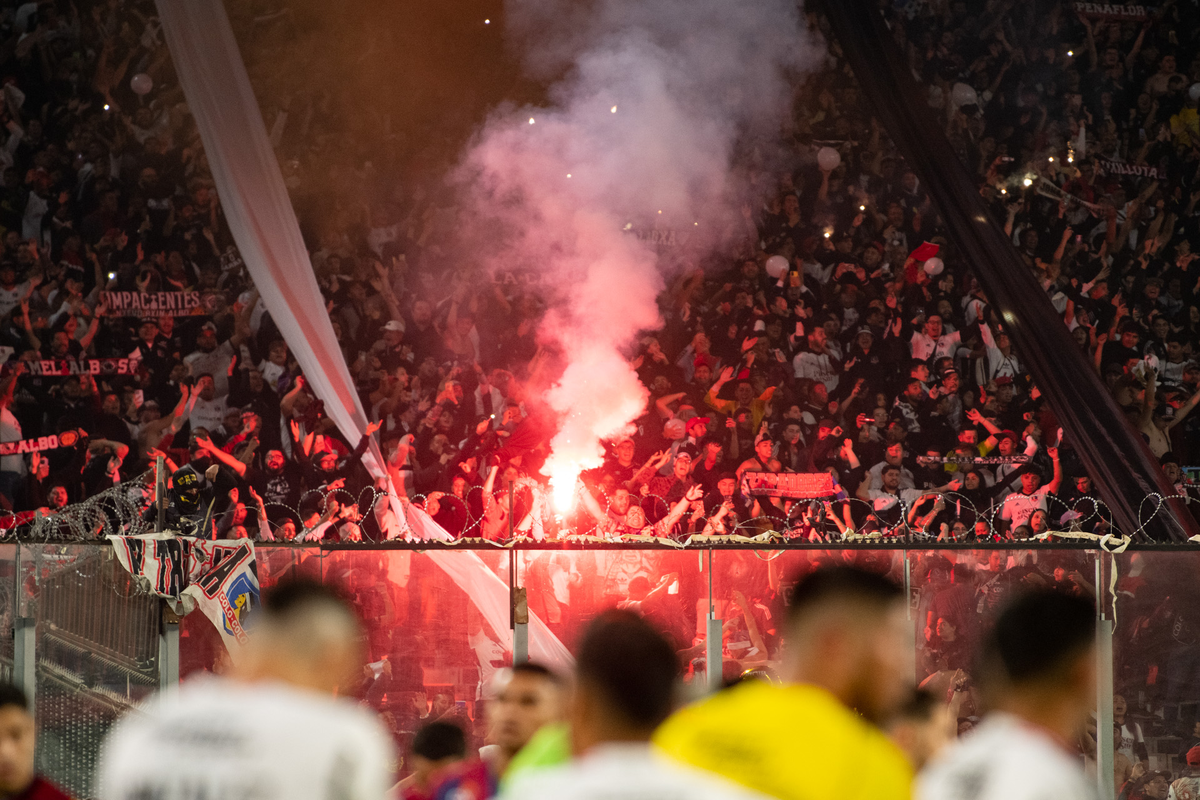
top-left (4, 465), bottom-right (1200, 547)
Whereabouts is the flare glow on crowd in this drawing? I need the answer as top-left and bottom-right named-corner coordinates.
top-left (0, 0), bottom-right (1197, 544)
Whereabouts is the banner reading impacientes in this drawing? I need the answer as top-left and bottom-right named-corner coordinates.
top-left (99, 290), bottom-right (205, 316)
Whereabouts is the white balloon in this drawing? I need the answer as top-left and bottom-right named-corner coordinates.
top-left (1190, 83), bottom-right (1200, 102)
top-left (923, 257), bottom-right (945, 276)
top-left (765, 255), bottom-right (789, 278)
top-left (816, 146), bottom-right (841, 172)
top-left (130, 73), bottom-right (153, 96)
top-left (950, 82), bottom-right (978, 108)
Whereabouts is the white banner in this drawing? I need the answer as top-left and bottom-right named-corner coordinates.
top-left (154, 0), bottom-right (391, 489)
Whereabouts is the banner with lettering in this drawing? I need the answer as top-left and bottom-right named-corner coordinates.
top-left (1073, 2), bottom-right (1152, 21)
top-left (109, 534), bottom-right (259, 653)
top-left (742, 471), bottom-right (836, 499)
top-left (1094, 155), bottom-right (1161, 180)
top-left (0, 358), bottom-right (141, 377)
top-left (0, 429), bottom-right (83, 457)
top-left (99, 290), bottom-right (205, 317)
top-left (181, 540), bottom-right (259, 651)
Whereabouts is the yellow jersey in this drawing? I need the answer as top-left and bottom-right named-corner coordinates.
top-left (653, 680), bottom-right (912, 800)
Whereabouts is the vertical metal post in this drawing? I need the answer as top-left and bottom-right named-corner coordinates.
top-left (13, 618), bottom-right (34, 715)
top-left (513, 586), bottom-right (529, 666)
top-left (159, 602), bottom-right (180, 693)
top-left (506, 482), bottom-right (528, 663)
top-left (1096, 555), bottom-right (1115, 800)
top-left (155, 455), bottom-right (167, 532)
top-left (706, 548), bottom-right (721, 690)
top-left (903, 550), bottom-right (916, 687)
top-left (13, 546), bottom-right (34, 723)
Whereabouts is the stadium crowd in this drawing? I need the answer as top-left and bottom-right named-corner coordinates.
top-left (0, 0), bottom-right (1197, 545)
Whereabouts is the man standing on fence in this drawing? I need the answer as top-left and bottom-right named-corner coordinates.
top-left (0, 683), bottom-right (71, 800)
top-left (97, 580), bottom-right (393, 800)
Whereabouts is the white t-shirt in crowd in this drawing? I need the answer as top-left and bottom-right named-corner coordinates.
top-left (98, 678), bottom-right (393, 800)
top-left (187, 395), bottom-right (230, 433)
top-left (1000, 489), bottom-right (1051, 529)
top-left (184, 340), bottom-right (236, 397)
top-left (0, 406), bottom-right (24, 475)
top-left (506, 743), bottom-right (772, 800)
top-left (0, 281), bottom-right (28, 319)
top-left (917, 712), bottom-right (1094, 800)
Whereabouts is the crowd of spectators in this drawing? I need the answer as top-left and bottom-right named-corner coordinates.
top-left (1, 0), bottom-right (1200, 544)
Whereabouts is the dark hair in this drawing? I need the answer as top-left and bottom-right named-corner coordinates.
top-left (786, 566), bottom-right (903, 626)
top-left (576, 610), bottom-right (678, 730)
top-left (981, 590), bottom-right (1095, 687)
top-left (411, 721), bottom-right (466, 761)
top-left (262, 579), bottom-right (352, 621)
top-left (511, 662), bottom-right (562, 685)
top-left (892, 688), bottom-right (938, 722)
top-left (0, 683), bottom-right (28, 712)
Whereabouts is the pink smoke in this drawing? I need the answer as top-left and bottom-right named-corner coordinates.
top-left (454, 0), bottom-right (819, 507)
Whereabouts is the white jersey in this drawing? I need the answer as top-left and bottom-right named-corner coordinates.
top-left (505, 743), bottom-right (772, 800)
top-left (0, 280), bottom-right (27, 319)
top-left (1000, 490), bottom-right (1050, 529)
top-left (917, 713), bottom-right (1095, 800)
top-left (98, 678), bottom-right (393, 800)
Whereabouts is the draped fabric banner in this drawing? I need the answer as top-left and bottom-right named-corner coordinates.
top-left (153, 0), bottom-right (581, 636)
top-left (109, 534), bottom-right (260, 653)
top-left (404, 505), bottom-right (575, 675)
top-left (819, 0), bottom-right (1196, 540)
top-left (153, 0), bottom-right (385, 482)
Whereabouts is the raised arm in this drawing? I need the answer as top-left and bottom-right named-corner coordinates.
top-left (576, 479), bottom-right (608, 525)
top-left (194, 436), bottom-right (247, 477)
top-left (1139, 368), bottom-right (1157, 429)
top-left (1046, 446), bottom-right (1063, 496)
top-left (656, 484), bottom-right (704, 534)
top-left (856, 469), bottom-right (873, 502)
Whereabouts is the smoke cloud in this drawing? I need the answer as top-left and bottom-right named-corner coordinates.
top-left (453, 0), bottom-right (820, 506)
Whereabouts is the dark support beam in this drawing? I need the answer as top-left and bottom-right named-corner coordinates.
top-left (818, 0), bottom-right (1197, 541)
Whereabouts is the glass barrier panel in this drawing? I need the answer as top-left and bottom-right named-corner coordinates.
top-left (1109, 549), bottom-right (1200, 790)
top-left (24, 544), bottom-right (159, 798)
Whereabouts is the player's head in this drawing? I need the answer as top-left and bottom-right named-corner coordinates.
top-left (978, 590), bottom-right (1096, 722)
top-left (409, 721), bottom-right (466, 787)
top-left (783, 567), bottom-right (908, 722)
top-left (238, 580), bottom-right (363, 695)
top-left (488, 663), bottom-right (564, 760)
top-left (0, 684), bottom-right (34, 795)
top-left (571, 610), bottom-right (678, 752)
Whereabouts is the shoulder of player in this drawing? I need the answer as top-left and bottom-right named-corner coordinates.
top-left (920, 718), bottom-right (1087, 800)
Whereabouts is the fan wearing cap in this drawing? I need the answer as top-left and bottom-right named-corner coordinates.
top-left (998, 447), bottom-right (1063, 533)
top-left (376, 319), bottom-right (413, 371)
top-left (905, 304), bottom-right (984, 364)
top-left (126, 317), bottom-right (168, 374)
top-left (183, 318), bottom-right (246, 399)
top-left (1173, 746), bottom-right (1200, 800)
top-left (843, 326), bottom-right (887, 390)
top-left (632, 448), bottom-right (697, 508)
